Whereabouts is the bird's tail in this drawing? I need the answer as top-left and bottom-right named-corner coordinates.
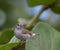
top-left (32, 33), bottom-right (36, 36)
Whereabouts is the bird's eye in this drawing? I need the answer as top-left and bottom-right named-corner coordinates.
top-left (17, 23), bottom-right (23, 27)
top-left (17, 24), bottom-right (20, 26)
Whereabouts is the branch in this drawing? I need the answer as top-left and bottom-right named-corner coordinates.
top-left (26, 5), bottom-right (48, 29)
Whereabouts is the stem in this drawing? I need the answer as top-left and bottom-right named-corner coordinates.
top-left (27, 5), bottom-right (48, 29)
top-left (12, 43), bottom-right (25, 50)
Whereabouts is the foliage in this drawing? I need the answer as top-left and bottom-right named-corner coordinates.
top-left (27, 0), bottom-right (60, 14)
top-left (0, 29), bottom-right (14, 45)
top-left (0, 43), bottom-right (18, 50)
top-left (0, 0), bottom-right (60, 50)
top-left (27, 0), bottom-right (56, 6)
top-left (26, 22), bottom-right (60, 50)
top-left (51, 0), bottom-right (60, 14)
top-left (0, 22), bottom-right (60, 50)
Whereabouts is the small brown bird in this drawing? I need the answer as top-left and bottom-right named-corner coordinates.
top-left (14, 23), bottom-right (36, 43)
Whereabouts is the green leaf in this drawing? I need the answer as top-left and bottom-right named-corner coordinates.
top-left (26, 22), bottom-right (60, 50)
top-left (9, 36), bottom-right (19, 43)
top-left (0, 43), bottom-right (18, 50)
top-left (8, 36), bottom-right (25, 50)
top-left (0, 29), bottom-right (14, 45)
top-left (27, 0), bottom-right (56, 7)
top-left (0, 36), bottom-right (19, 50)
top-left (51, 0), bottom-right (60, 14)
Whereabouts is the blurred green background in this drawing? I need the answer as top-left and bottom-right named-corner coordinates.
top-left (0, 0), bottom-right (60, 31)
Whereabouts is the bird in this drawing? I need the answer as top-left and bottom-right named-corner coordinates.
top-left (13, 23), bottom-right (36, 43)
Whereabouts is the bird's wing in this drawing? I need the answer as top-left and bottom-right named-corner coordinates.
top-left (22, 29), bottom-right (32, 35)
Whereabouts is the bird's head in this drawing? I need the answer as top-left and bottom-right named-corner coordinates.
top-left (15, 23), bottom-right (27, 29)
